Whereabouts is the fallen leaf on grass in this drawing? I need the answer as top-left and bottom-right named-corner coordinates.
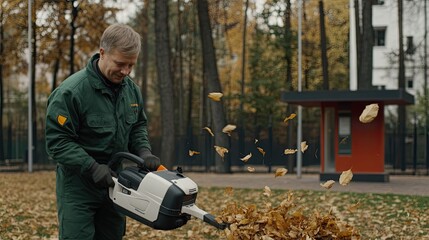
top-left (339, 169), bottom-right (353, 186)
top-left (263, 186), bottom-right (272, 197)
top-left (348, 201), bottom-right (361, 213)
top-left (247, 166), bottom-right (255, 172)
top-left (224, 187), bottom-right (234, 196)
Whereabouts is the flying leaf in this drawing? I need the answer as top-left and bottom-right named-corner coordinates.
top-left (214, 145), bottom-right (229, 158)
top-left (255, 139), bottom-right (259, 144)
top-left (284, 149), bottom-right (298, 155)
top-left (301, 141), bottom-right (309, 153)
top-left (203, 127), bottom-right (214, 136)
top-left (222, 124), bottom-right (236, 136)
top-left (208, 92), bottom-right (223, 101)
top-left (320, 180), bottom-right (335, 189)
top-left (339, 136), bottom-right (349, 144)
top-left (240, 153), bottom-right (252, 162)
top-left (283, 113), bottom-right (297, 123)
top-left (263, 186), bottom-right (272, 197)
top-left (247, 166), bottom-right (255, 172)
top-left (189, 150), bottom-right (200, 156)
top-left (339, 169), bottom-right (353, 186)
top-left (275, 168), bottom-right (288, 177)
top-left (257, 147), bottom-right (266, 156)
top-left (359, 103), bottom-right (379, 123)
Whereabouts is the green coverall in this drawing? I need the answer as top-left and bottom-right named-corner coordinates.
top-left (45, 53), bottom-right (152, 240)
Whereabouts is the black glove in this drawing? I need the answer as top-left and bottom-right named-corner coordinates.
top-left (138, 149), bottom-right (161, 171)
top-left (87, 161), bottom-right (116, 188)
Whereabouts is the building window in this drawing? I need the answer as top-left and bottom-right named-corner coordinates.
top-left (338, 111), bottom-right (352, 155)
top-left (406, 36), bottom-right (415, 55)
top-left (407, 77), bottom-right (413, 89)
top-left (374, 27), bottom-right (386, 46)
top-left (373, 0), bottom-right (385, 5)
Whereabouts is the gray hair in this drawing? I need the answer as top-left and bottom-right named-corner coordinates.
top-left (100, 24), bottom-right (141, 56)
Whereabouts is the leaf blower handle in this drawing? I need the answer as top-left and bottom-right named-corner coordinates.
top-left (108, 152), bottom-right (145, 171)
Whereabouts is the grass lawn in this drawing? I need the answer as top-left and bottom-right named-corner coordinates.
top-left (0, 171), bottom-right (428, 239)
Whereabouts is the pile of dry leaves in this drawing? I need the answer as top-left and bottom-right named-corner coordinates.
top-left (217, 191), bottom-right (360, 240)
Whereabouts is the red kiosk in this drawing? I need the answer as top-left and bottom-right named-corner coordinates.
top-left (281, 89), bottom-right (414, 182)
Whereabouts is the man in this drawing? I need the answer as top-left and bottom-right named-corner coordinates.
top-left (45, 24), bottom-right (161, 240)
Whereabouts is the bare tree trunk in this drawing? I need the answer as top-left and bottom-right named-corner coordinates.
top-left (354, 0), bottom-right (361, 80)
top-left (285, 0), bottom-right (294, 172)
top-left (397, 0), bottom-right (406, 171)
top-left (358, 0), bottom-right (373, 89)
top-left (141, 0), bottom-right (150, 110)
top-left (177, 0), bottom-right (185, 136)
top-left (239, 0), bottom-right (249, 160)
top-left (0, 13), bottom-right (4, 161)
top-left (69, 0), bottom-right (78, 76)
top-left (31, 4), bottom-right (37, 162)
top-left (319, 0), bottom-right (329, 90)
top-left (197, 0), bottom-right (230, 173)
top-left (155, 0), bottom-right (176, 168)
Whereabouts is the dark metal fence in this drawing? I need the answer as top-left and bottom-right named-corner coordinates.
top-left (1, 127), bottom-right (428, 175)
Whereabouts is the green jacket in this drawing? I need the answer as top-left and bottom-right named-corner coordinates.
top-left (45, 54), bottom-right (151, 173)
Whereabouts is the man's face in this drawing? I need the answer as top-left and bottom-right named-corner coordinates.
top-left (98, 48), bottom-right (138, 84)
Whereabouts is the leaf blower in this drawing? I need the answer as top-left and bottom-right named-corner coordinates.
top-left (108, 152), bottom-right (227, 230)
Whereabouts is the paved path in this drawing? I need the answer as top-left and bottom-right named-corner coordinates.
top-left (185, 172), bottom-right (429, 196)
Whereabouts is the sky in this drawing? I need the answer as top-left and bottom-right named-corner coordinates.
top-left (107, 0), bottom-right (143, 23)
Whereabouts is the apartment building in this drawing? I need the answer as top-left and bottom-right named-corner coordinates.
top-left (350, 0), bottom-right (427, 96)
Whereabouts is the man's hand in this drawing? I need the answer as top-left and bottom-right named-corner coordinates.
top-left (87, 161), bottom-right (115, 188)
top-left (138, 149), bottom-right (161, 171)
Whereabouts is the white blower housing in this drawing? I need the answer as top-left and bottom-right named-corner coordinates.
top-left (108, 152), bottom-right (226, 230)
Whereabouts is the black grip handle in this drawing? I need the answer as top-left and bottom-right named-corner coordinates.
top-left (108, 152), bottom-right (145, 171)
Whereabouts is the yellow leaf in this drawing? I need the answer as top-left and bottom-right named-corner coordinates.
top-left (189, 150), bottom-right (200, 156)
top-left (300, 141), bottom-right (309, 153)
top-left (203, 127), bottom-right (214, 136)
top-left (339, 136), bottom-right (349, 144)
top-left (247, 166), bottom-right (255, 172)
top-left (224, 186), bottom-right (234, 196)
top-left (208, 92), bottom-right (223, 101)
top-left (275, 168), bottom-right (288, 177)
top-left (240, 153), bottom-right (252, 162)
top-left (320, 180), bottom-right (335, 189)
top-left (283, 113), bottom-right (297, 123)
top-left (339, 169), bottom-right (353, 186)
top-left (214, 145), bottom-right (229, 158)
top-left (284, 149), bottom-right (298, 155)
top-left (347, 201), bottom-right (361, 212)
top-left (257, 147), bottom-right (266, 156)
top-left (263, 186), bottom-right (272, 197)
top-left (359, 103), bottom-right (379, 123)
top-left (222, 124), bottom-right (237, 136)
